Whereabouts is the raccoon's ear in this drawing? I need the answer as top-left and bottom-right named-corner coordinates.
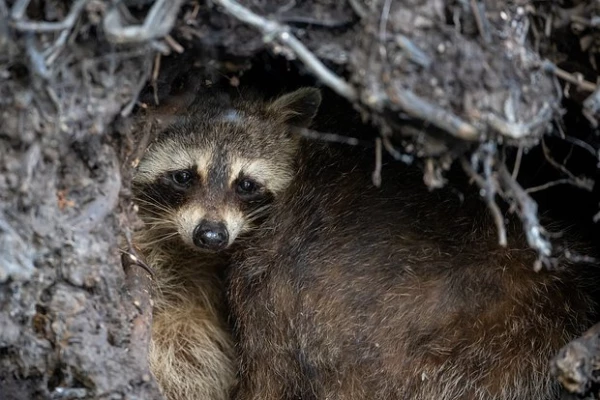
top-left (267, 88), bottom-right (322, 128)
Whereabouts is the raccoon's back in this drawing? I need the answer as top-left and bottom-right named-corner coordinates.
top-left (229, 149), bottom-right (597, 400)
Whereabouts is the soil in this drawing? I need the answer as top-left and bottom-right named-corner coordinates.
top-left (0, 0), bottom-right (598, 399)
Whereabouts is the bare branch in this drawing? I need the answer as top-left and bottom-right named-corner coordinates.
top-left (511, 145), bottom-right (523, 179)
top-left (561, 135), bottom-right (599, 159)
top-left (103, 0), bottom-right (185, 45)
top-left (394, 35), bottom-right (432, 68)
top-left (460, 154), bottom-right (507, 247)
top-left (212, 0), bottom-right (357, 100)
top-left (481, 102), bottom-right (553, 140)
top-left (384, 84), bottom-right (480, 141)
top-left (525, 178), bottom-right (579, 194)
top-left (292, 127), bottom-right (367, 146)
top-left (165, 35), bottom-right (184, 53)
top-left (541, 60), bottom-right (598, 93)
top-left (497, 163), bottom-right (552, 263)
top-left (541, 138), bottom-right (595, 192)
top-left (469, 0), bottom-right (492, 44)
top-left (372, 138), bottom-right (382, 187)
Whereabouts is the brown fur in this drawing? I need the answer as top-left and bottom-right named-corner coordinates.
top-left (137, 234), bottom-right (235, 400)
top-left (132, 87), bottom-right (322, 400)
top-left (226, 104), bottom-right (599, 399)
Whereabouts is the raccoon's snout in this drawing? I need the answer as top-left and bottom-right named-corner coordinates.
top-left (193, 221), bottom-right (229, 251)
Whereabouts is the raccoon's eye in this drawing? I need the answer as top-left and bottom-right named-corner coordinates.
top-left (171, 170), bottom-right (193, 186)
top-left (236, 178), bottom-right (260, 196)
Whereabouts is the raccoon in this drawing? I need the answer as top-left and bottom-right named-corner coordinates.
top-left (131, 86), bottom-right (322, 400)
top-left (223, 92), bottom-right (599, 399)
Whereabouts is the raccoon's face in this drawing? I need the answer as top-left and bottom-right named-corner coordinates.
top-left (132, 88), bottom-right (321, 252)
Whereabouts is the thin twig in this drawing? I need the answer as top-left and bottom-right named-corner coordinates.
top-left (293, 127), bottom-right (369, 147)
top-left (541, 138), bottom-right (594, 192)
top-left (511, 145), bottom-right (523, 179)
top-left (497, 163), bottom-right (552, 264)
top-left (279, 15), bottom-right (354, 28)
top-left (469, 0), bottom-right (492, 44)
top-left (525, 178), bottom-right (577, 193)
top-left (460, 150), bottom-right (507, 247)
top-left (378, 0), bottom-right (392, 58)
top-left (381, 134), bottom-right (413, 164)
top-left (541, 60), bottom-right (598, 93)
top-left (165, 34), bottom-right (184, 53)
top-left (372, 137), bottom-right (382, 187)
top-left (152, 53), bottom-right (161, 106)
top-left (561, 135), bottom-right (598, 159)
top-left (212, 0), bottom-right (357, 100)
top-left (394, 35), bottom-right (431, 68)
top-left (121, 59), bottom-right (154, 117)
top-left (103, 0), bottom-right (185, 45)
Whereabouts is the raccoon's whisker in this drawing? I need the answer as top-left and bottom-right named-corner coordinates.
top-left (142, 227), bottom-right (177, 237)
top-left (136, 203), bottom-right (173, 215)
top-left (246, 205), bottom-right (272, 220)
top-left (143, 224), bottom-right (175, 232)
top-left (141, 232), bottom-right (179, 246)
top-left (141, 237), bottom-right (177, 247)
top-left (141, 217), bottom-right (175, 224)
top-left (142, 230), bottom-right (178, 239)
top-left (246, 213), bottom-right (271, 224)
top-left (140, 217), bottom-right (175, 226)
top-left (133, 197), bottom-right (173, 214)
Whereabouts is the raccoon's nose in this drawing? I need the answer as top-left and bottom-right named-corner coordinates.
top-left (193, 221), bottom-right (229, 250)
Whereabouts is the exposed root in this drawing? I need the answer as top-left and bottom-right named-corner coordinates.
top-left (103, 0), bottom-right (185, 46)
top-left (212, 0), bottom-right (357, 100)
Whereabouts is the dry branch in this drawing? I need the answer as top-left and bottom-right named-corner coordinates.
top-left (541, 61), bottom-right (598, 93)
top-left (497, 163), bottom-right (552, 267)
top-left (382, 82), bottom-right (479, 141)
top-left (536, 138), bottom-right (595, 193)
top-left (461, 153), bottom-right (508, 248)
top-left (103, 0), bottom-right (185, 45)
top-left (293, 127), bottom-right (366, 146)
top-left (212, 0), bottom-right (357, 100)
top-left (460, 142), bottom-right (558, 264)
